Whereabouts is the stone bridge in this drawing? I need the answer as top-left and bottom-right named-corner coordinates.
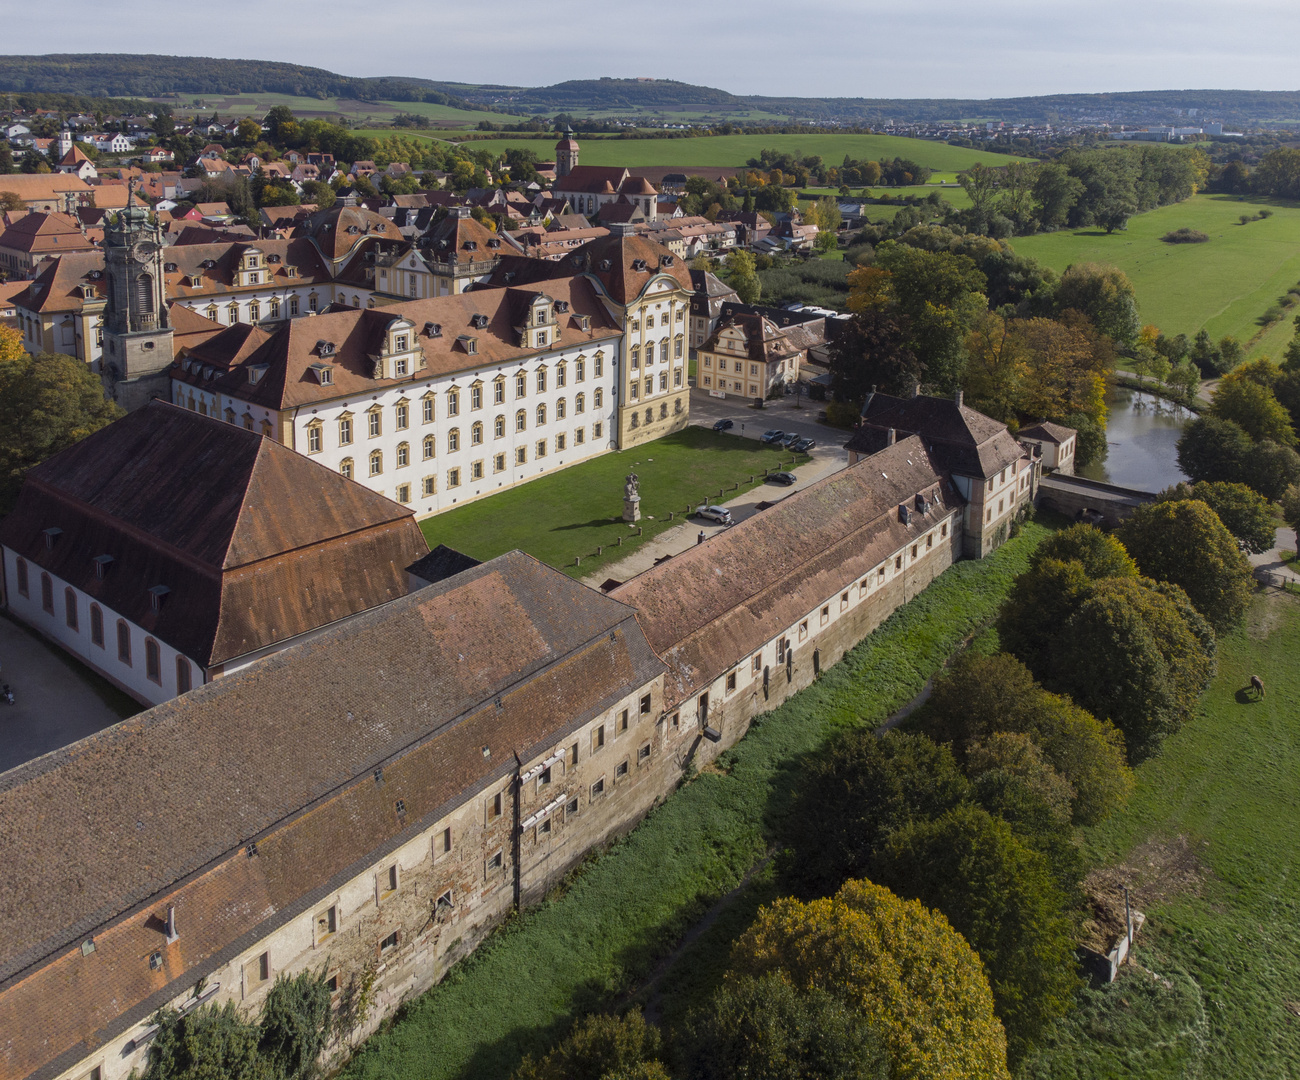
top-left (1037, 473), bottom-right (1157, 528)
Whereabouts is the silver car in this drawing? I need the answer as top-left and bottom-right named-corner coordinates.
top-left (696, 505), bottom-right (733, 524)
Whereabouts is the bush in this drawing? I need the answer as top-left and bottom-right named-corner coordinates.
top-left (733, 880), bottom-right (1011, 1080)
top-left (1029, 524), bottom-right (1137, 580)
top-left (1157, 481), bottom-right (1277, 555)
top-left (514, 1010), bottom-right (663, 1080)
top-left (1161, 228), bottom-right (1209, 243)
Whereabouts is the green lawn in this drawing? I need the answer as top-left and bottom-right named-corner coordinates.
top-left (418, 428), bottom-right (803, 578)
top-left (343, 523), bottom-right (1049, 1080)
top-left (1010, 194), bottom-right (1300, 357)
top-left (442, 133), bottom-right (1035, 171)
top-left (156, 92), bottom-right (522, 129)
top-left (1019, 590), bottom-right (1300, 1078)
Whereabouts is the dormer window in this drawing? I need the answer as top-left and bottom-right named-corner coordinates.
top-left (457, 335), bottom-right (478, 355)
top-left (247, 364), bottom-right (268, 385)
top-left (267, 254), bottom-right (282, 264)
top-left (93, 554), bottom-right (114, 580)
top-left (464, 240), bottom-right (477, 252)
top-left (317, 340), bottom-right (336, 357)
top-left (487, 238), bottom-right (501, 249)
top-left (309, 362), bottom-right (333, 385)
top-left (471, 314), bottom-right (489, 329)
top-left (394, 333), bottom-right (409, 352)
top-left (148, 585), bottom-right (170, 612)
top-left (554, 300), bottom-right (569, 314)
top-left (164, 262), bottom-right (178, 273)
top-left (287, 266), bottom-right (297, 278)
top-left (579, 315), bottom-right (592, 331)
top-left (424, 322), bottom-right (442, 338)
top-left (42, 527), bottom-right (62, 550)
top-left (631, 259), bottom-right (648, 271)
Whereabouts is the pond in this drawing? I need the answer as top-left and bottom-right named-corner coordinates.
top-left (1077, 386), bottom-right (1191, 492)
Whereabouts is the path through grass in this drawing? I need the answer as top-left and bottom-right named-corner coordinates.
top-left (343, 524), bottom-right (1049, 1080)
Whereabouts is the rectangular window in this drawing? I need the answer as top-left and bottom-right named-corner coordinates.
top-left (471, 385), bottom-right (482, 409)
top-left (379, 930), bottom-right (399, 954)
top-left (556, 433), bottom-right (566, 452)
top-left (339, 417), bottom-right (353, 445)
top-left (448, 468), bottom-right (460, 488)
top-left (438, 826), bottom-right (452, 857)
top-left (726, 670), bottom-right (737, 693)
top-left (798, 620), bottom-right (808, 641)
top-left (575, 427), bottom-right (585, 444)
top-left (315, 905), bottom-right (337, 944)
top-left (423, 476), bottom-right (436, 497)
top-left (592, 725), bottom-right (606, 753)
top-left (243, 952), bottom-right (270, 995)
top-left (488, 791), bottom-right (503, 821)
top-left (471, 460), bottom-right (483, 480)
top-left (591, 777), bottom-right (606, 798)
top-left (396, 403), bottom-right (409, 429)
top-left (594, 422), bottom-right (603, 439)
top-left (494, 380), bottom-right (505, 404)
top-left (516, 446), bottom-right (527, 465)
top-left (516, 373), bottom-right (527, 397)
top-left (396, 483), bottom-right (411, 504)
top-left (486, 850), bottom-right (504, 873)
top-left (821, 605), bottom-right (830, 625)
top-left (536, 439), bottom-right (546, 458)
top-left (423, 398), bottom-right (434, 423)
top-left (494, 453), bottom-right (506, 473)
top-left (618, 708), bottom-right (629, 735)
top-left (615, 760), bottom-right (629, 780)
top-left (377, 864), bottom-right (398, 902)
top-left (638, 743), bottom-right (651, 763)
top-left (307, 425), bottom-right (322, 453)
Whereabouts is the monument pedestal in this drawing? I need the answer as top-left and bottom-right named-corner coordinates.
top-left (623, 496), bottom-right (641, 523)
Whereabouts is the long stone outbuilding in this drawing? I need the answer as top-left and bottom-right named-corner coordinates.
top-left (0, 424), bottom-right (1035, 1080)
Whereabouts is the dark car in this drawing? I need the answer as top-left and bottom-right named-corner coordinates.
top-left (760, 429), bottom-right (785, 444)
top-left (712, 418), bottom-right (734, 431)
top-left (768, 471), bottom-right (798, 486)
top-left (779, 432), bottom-right (801, 448)
top-left (792, 437), bottom-right (816, 453)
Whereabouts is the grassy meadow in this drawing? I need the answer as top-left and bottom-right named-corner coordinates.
top-left (418, 428), bottom-right (804, 578)
top-left (157, 91), bottom-right (522, 128)
top-left (1010, 194), bottom-right (1300, 358)
top-left (1020, 589), bottom-right (1300, 1078)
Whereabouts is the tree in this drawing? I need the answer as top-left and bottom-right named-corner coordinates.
top-left (1117, 499), bottom-right (1254, 633)
top-left (1054, 263), bottom-right (1139, 346)
top-left (1243, 438), bottom-right (1300, 501)
top-left (1279, 484), bottom-right (1300, 544)
top-left (1188, 329), bottom-right (1222, 376)
top-left (1030, 162), bottom-right (1083, 228)
top-left (962, 311), bottom-right (1027, 423)
top-left (679, 974), bottom-right (890, 1080)
top-left (875, 805), bottom-right (1079, 1063)
top-left (966, 733), bottom-right (1073, 829)
top-left (1176, 416), bottom-right (1253, 486)
top-left (1048, 576), bottom-right (1215, 761)
top-left (828, 309), bottom-right (922, 402)
top-left (0, 142), bottom-right (15, 175)
top-left (0, 350), bottom-right (123, 513)
top-left (1209, 376), bottom-right (1295, 446)
top-left (1158, 481), bottom-right (1276, 555)
top-left (1030, 523), bottom-right (1138, 580)
top-left (1218, 335), bottom-right (1245, 373)
top-left (514, 1010), bottom-right (663, 1080)
top-left (995, 558), bottom-right (1092, 678)
top-left (727, 249), bottom-right (761, 306)
top-left (258, 972), bottom-right (332, 1080)
top-left (782, 732), bottom-right (968, 899)
top-left (1010, 316), bottom-right (1108, 431)
top-left (299, 180), bottom-right (335, 209)
top-left (733, 880), bottom-right (1011, 1080)
top-left (142, 1001), bottom-right (266, 1080)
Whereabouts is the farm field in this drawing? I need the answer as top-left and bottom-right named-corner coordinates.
top-left (1019, 590), bottom-right (1300, 1079)
top-left (156, 92), bottom-right (522, 128)
top-left (418, 428), bottom-right (803, 578)
top-left (1010, 194), bottom-right (1300, 357)
top-left (437, 133), bottom-right (1035, 171)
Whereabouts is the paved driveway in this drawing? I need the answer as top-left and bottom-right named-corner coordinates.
top-left (0, 612), bottom-right (139, 775)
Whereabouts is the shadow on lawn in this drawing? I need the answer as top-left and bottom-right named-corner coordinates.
top-left (551, 518), bottom-right (625, 532)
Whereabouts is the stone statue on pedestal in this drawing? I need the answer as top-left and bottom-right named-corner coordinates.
top-left (623, 472), bottom-right (641, 523)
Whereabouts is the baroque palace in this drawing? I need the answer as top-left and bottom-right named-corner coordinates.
top-left (0, 381), bottom-right (1043, 1080)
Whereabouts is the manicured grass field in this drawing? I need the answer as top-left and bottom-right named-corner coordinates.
top-left (441, 133), bottom-right (1035, 171)
top-left (418, 428), bottom-right (802, 578)
top-left (1019, 590), bottom-right (1300, 1078)
top-left (1010, 194), bottom-right (1300, 357)
top-left (343, 524), bottom-right (1050, 1080)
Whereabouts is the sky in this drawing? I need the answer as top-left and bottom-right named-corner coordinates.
top-left (10, 0), bottom-right (1300, 99)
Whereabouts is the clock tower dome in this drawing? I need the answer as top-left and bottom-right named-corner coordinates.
top-left (101, 181), bottom-right (174, 411)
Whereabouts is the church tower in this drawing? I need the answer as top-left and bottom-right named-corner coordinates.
top-left (101, 182), bottom-right (173, 411)
top-left (555, 125), bottom-right (579, 179)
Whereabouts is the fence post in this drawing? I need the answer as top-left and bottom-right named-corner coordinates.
top-left (574, 556), bottom-right (581, 567)
top-left (597, 546), bottom-right (603, 555)
top-left (617, 536), bottom-right (623, 546)
top-left (637, 527), bottom-right (643, 536)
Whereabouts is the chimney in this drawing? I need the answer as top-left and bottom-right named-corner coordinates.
top-left (911, 380), bottom-right (921, 399)
top-left (165, 904), bottom-right (178, 944)
top-left (954, 388), bottom-right (964, 408)
top-left (886, 427), bottom-right (896, 446)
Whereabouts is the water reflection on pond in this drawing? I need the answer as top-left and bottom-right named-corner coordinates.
top-left (1076, 386), bottom-right (1192, 492)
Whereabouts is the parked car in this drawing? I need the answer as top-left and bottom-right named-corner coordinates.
top-left (696, 505), bottom-right (733, 524)
top-left (792, 438), bottom-right (816, 453)
top-left (712, 418), bottom-right (734, 431)
top-left (768, 471), bottom-right (798, 486)
top-left (760, 429), bottom-right (785, 444)
top-left (779, 432), bottom-right (801, 448)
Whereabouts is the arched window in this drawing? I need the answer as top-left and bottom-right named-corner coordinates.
top-left (145, 638), bottom-right (161, 684)
top-left (340, 458), bottom-right (354, 480)
top-left (556, 397), bottom-right (566, 419)
top-left (176, 656), bottom-right (192, 694)
top-left (536, 403), bottom-right (546, 426)
top-left (369, 450), bottom-right (383, 476)
top-left (423, 434), bottom-right (435, 460)
top-left (447, 428), bottom-right (460, 452)
top-left (575, 393), bottom-right (585, 414)
top-left (90, 604), bottom-right (104, 647)
top-left (631, 345), bottom-right (640, 368)
top-left (65, 587), bottom-right (78, 630)
top-left (396, 442), bottom-right (410, 468)
top-left (40, 572), bottom-right (54, 615)
top-left (117, 620), bottom-right (132, 665)
top-left (14, 557), bottom-right (28, 597)
top-left (516, 409), bottom-right (527, 432)
top-left (494, 414), bottom-right (505, 438)
top-left (136, 272), bottom-right (155, 314)
top-left (471, 421), bottom-right (483, 445)
top-left (594, 388), bottom-right (603, 409)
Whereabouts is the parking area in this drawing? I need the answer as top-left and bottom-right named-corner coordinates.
top-left (0, 611), bottom-right (140, 775)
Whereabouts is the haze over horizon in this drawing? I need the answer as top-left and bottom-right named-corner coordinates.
top-left (17, 0), bottom-right (1300, 101)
